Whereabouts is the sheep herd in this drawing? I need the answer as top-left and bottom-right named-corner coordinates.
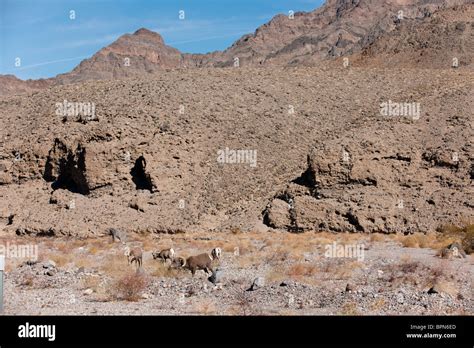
top-left (124, 244), bottom-right (222, 277)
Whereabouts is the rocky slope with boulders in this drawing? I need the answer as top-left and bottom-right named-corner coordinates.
top-left (351, 3), bottom-right (474, 69)
top-left (0, 67), bottom-right (472, 237)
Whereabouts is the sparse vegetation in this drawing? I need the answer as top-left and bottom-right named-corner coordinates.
top-left (384, 258), bottom-right (450, 290)
top-left (150, 262), bottom-right (183, 278)
top-left (370, 298), bottom-right (386, 312)
top-left (393, 232), bottom-right (454, 250)
top-left (3, 226), bottom-right (471, 315)
top-left (111, 272), bottom-right (150, 302)
top-left (437, 222), bottom-right (474, 254)
top-left (18, 274), bottom-right (34, 287)
top-left (287, 263), bottom-right (317, 278)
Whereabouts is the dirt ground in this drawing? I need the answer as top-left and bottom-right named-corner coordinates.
top-left (2, 231), bottom-right (472, 315)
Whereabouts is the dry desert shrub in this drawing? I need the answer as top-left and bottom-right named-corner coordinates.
top-left (74, 256), bottom-right (94, 269)
top-left (100, 253), bottom-right (128, 279)
top-left (111, 271), bottom-right (149, 301)
top-left (431, 279), bottom-right (459, 297)
top-left (369, 233), bottom-right (386, 242)
top-left (237, 254), bottom-right (259, 268)
top-left (385, 260), bottom-right (424, 286)
top-left (150, 261), bottom-right (183, 278)
top-left (234, 239), bottom-right (255, 256)
top-left (40, 239), bottom-right (57, 250)
top-left (55, 240), bottom-right (76, 254)
top-left (385, 259), bottom-right (449, 289)
top-left (310, 232), bottom-right (338, 245)
top-left (263, 247), bottom-right (290, 264)
top-left (438, 222), bottom-right (474, 254)
top-left (88, 245), bottom-right (101, 255)
top-left (395, 232), bottom-right (454, 250)
top-left (287, 263), bottom-right (318, 278)
top-left (230, 287), bottom-right (255, 316)
top-left (18, 274), bottom-right (34, 287)
top-left (334, 261), bottom-right (362, 279)
top-left (266, 262), bottom-right (321, 285)
top-left (321, 260), bottom-right (362, 280)
top-left (220, 240), bottom-right (236, 253)
top-left (46, 253), bottom-right (72, 268)
top-left (88, 237), bottom-right (115, 254)
top-left (265, 268), bottom-right (286, 284)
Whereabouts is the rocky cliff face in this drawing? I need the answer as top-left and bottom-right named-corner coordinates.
top-left (264, 127), bottom-right (473, 233)
top-left (351, 4), bottom-right (474, 69)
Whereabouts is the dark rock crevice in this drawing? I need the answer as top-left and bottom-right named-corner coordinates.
top-left (130, 156), bottom-right (155, 192)
top-left (343, 211), bottom-right (364, 232)
top-left (44, 140), bottom-right (90, 195)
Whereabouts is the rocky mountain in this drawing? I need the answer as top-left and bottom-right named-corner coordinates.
top-left (0, 0), bottom-right (472, 236)
top-left (0, 75), bottom-right (52, 96)
top-left (351, 3), bottom-right (474, 68)
top-left (1, 0), bottom-right (473, 96)
top-left (55, 28), bottom-right (184, 85)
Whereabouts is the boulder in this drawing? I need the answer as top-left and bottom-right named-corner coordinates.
top-left (247, 277), bottom-right (265, 291)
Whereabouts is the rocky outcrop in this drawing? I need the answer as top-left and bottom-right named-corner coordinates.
top-left (264, 132), bottom-right (473, 233)
top-left (130, 155), bottom-right (159, 193)
top-left (43, 138), bottom-right (108, 195)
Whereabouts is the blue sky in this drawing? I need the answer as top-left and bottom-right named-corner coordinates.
top-left (0, 0), bottom-right (324, 80)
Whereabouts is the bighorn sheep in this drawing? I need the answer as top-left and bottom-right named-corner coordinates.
top-left (124, 245), bottom-right (143, 268)
top-left (180, 248), bottom-right (221, 276)
top-left (441, 242), bottom-right (467, 259)
top-left (152, 248), bottom-right (175, 262)
top-left (108, 227), bottom-right (127, 243)
top-left (211, 247), bottom-right (221, 260)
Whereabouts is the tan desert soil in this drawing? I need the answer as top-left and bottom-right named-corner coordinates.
top-left (2, 233), bottom-right (473, 315)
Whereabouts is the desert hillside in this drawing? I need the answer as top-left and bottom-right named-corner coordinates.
top-left (0, 67), bottom-right (472, 237)
top-left (0, 0), bottom-right (472, 318)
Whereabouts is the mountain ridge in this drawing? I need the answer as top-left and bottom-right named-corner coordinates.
top-left (1, 0), bottom-right (472, 96)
